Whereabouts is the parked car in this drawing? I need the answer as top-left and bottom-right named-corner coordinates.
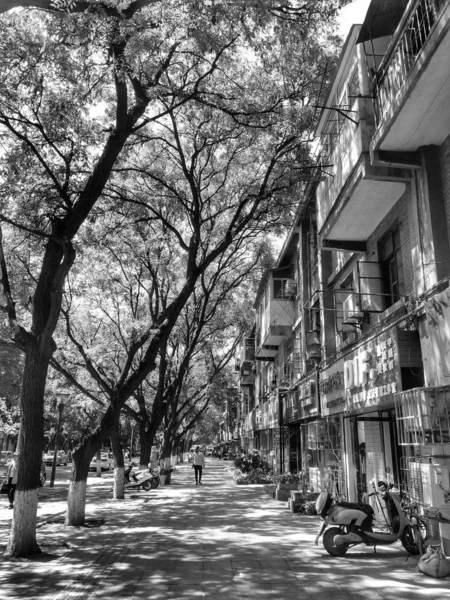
top-left (43, 450), bottom-right (68, 466)
top-left (89, 452), bottom-right (114, 472)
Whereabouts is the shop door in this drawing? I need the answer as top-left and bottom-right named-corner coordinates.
top-left (289, 426), bottom-right (301, 473)
top-left (352, 411), bottom-right (399, 501)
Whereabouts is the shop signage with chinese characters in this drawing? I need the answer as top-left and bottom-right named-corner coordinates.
top-left (284, 390), bottom-right (298, 423)
top-left (298, 372), bottom-right (318, 419)
top-left (274, 426), bottom-right (289, 447)
top-left (268, 398), bottom-right (278, 428)
top-left (320, 359), bottom-right (345, 416)
top-left (344, 329), bottom-right (401, 412)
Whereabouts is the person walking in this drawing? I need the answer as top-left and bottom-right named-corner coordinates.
top-left (6, 452), bottom-right (19, 509)
top-left (192, 446), bottom-right (205, 485)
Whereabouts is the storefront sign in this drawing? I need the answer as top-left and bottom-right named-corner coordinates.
top-left (297, 373), bottom-right (318, 419)
top-left (320, 360), bottom-right (345, 416)
top-left (274, 426), bottom-right (289, 447)
top-left (344, 329), bottom-right (401, 412)
top-left (284, 391), bottom-right (298, 423)
top-left (268, 398), bottom-right (278, 428)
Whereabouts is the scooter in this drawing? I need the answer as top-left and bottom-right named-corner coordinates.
top-left (315, 480), bottom-right (424, 557)
top-left (123, 462), bottom-right (160, 491)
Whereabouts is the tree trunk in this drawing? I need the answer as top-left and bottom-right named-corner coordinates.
top-left (7, 345), bottom-right (49, 557)
top-left (65, 455), bottom-right (90, 526)
top-left (66, 479), bottom-right (87, 526)
top-left (161, 431), bottom-right (174, 468)
top-left (138, 424), bottom-right (153, 471)
top-left (66, 405), bottom-right (117, 524)
top-left (111, 424), bottom-right (124, 499)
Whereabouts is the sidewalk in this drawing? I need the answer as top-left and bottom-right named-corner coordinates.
top-left (0, 460), bottom-right (449, 599)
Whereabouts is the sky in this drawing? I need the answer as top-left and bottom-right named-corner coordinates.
top-left (337, 0), bottom-right (371, 37)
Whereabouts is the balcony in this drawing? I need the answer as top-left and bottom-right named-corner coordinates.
top-left (256, 305), bottom-right (295, 359)
top-left (371, 0), bottom-right (450, 152)
top-left (255, 272), bottom-right (295, 359)
top-left (317, 97), bottom-right (408, 246)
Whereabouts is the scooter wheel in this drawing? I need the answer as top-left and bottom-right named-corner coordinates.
top-left (323, 527), bottom-right (349, 557)
top-left (151, 476), bottom-right (160, 489)
top-left (401, 524), bottom-right (422, 555)
top-left (142, 480), bottom-right (152, 491)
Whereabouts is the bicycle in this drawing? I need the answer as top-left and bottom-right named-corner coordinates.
top-left (400, 497), bottom-right (429, 555)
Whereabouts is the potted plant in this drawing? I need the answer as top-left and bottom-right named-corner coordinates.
top-left (276, 472), bottom-right (301, 490)
top-left (303, 500), bottom-right (317, 515)
top-left (160, 466), bottom-right (174, 484)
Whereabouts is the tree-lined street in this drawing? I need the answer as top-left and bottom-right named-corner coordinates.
top-left (0, 0), bottom-right (344, 556)
top-left (0, 460), bottom-right (446, 599)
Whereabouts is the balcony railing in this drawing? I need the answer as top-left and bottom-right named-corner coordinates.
top-left (373, 0), bottom-right (446, 126)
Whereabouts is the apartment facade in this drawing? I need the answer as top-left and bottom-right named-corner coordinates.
top-left (235, 0), bottom-right (450, 551)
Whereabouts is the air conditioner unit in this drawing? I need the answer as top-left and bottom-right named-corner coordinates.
top-left (343, 293), bottom-right (364, 326)
top-left (306, 329), bottom-right (321, 359)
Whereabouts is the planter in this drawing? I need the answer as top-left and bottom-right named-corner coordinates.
top-left (165, 472), bottom-right (172, 485)
top-left (277, 483), bottom-right (298, 491)
top-left (159, 474), bottom-right (167, 485)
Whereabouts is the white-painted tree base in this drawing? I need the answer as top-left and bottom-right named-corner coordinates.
top-left (114, 466), bottom-right (124, 499)
top-left (7, 489), bottom-right (40, 557)
top-left (65, 480), bottom-right (87, 526)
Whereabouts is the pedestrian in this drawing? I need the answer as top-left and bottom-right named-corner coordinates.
top-left (192, 446), bottom-right (205, 485)
top-left (6, 452), bottom-right (19, 509)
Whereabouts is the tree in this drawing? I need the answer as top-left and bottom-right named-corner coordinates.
top-left (0, 0), bottom-right (344, 555)
top-left (52, 214), bottom-right (262, 499)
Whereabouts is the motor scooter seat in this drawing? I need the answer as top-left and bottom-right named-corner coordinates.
top-left (337, 501), bottom-right (374, 516)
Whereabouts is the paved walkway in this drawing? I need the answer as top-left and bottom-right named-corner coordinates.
top-left (0, 460), bottom-right (449, 599)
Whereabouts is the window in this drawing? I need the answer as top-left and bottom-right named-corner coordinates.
top-left (348, 68), bottom-right (360, 108)
top-left (379, 228), bottom-right (405, 307)
top-left (335, 273), bottom-right (357, 344)
top-left (274, 278), bottom-right (296, 299)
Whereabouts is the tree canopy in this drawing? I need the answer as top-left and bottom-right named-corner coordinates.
top-left (0, 0), bottom-right (346, 556)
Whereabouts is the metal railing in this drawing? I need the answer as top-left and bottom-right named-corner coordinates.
top-left (395, 386), bottom-right (450, 446)
top-left (373, 0), bottom-right (446, 125)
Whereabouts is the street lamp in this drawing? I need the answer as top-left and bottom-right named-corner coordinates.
top-left (49, 391), bottom-right (70, 488)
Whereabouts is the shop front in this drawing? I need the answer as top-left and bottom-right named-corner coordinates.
top-left (253, 397), bottom-right (278, 470)
top-left (343, 328), bottom-right (405, 502)
top-left (283, 389), bottom-right (301, 473)
top-left (296, 372), bottom-right (320, 490)
top-left (319, 360), bottom-right (347, 498)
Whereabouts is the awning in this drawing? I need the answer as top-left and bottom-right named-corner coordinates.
top-left (356, 0), bottom-right (409, 44)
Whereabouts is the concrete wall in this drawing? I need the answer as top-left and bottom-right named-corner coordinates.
top-left (438, 133), bottom-right (450, 258)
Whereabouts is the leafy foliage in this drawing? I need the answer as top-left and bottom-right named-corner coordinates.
top-left (233, 450), bottom-right (273, 484)
top-left (0, 0), bottom-right (347, 553)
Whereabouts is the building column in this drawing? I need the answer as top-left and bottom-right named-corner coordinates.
top-left (416, 145), bottom-right (450, 290)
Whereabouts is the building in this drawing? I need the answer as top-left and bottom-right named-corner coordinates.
top-left (236, 0), bottom-right (450, 552)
